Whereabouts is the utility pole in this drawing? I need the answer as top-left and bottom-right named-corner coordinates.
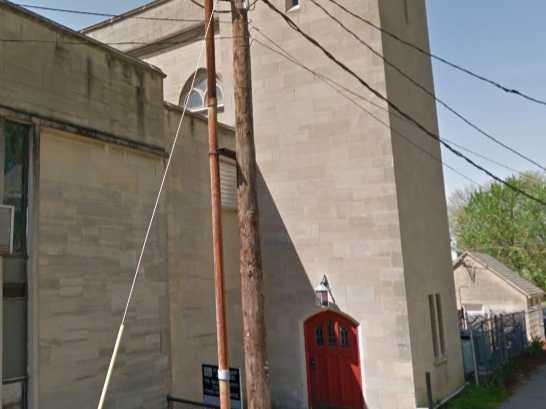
top-left (204, 1), bottom-right (231, 409)
top-left (230, 2), bottom-right (272, 409)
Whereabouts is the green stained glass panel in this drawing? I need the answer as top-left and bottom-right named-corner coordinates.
top-left (4, 121), bottom-right (28, 255)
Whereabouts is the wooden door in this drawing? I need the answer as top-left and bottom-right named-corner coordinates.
top-left (304, 311), bottom-right (364, 409)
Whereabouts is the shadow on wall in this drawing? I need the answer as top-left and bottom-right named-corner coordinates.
top-left (256, 167), bottom-right (330, 409)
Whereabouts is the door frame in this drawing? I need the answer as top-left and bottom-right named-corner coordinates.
top-left (303, 310), bottom-right (365, 409)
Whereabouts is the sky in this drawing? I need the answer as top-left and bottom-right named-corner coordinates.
top-left (16, 0), bottom-right (546, 198)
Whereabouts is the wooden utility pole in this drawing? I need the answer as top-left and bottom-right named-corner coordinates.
top-left (204, 1), bottom-right (231, 409)
top-left (230, 2), bottom-right (272, 409)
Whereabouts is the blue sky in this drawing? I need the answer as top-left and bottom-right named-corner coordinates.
top-left (17, 0), bottom-right (546, 197)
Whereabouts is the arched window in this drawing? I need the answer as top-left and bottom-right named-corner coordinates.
top-left (180, 69), bottom-right (224, 114)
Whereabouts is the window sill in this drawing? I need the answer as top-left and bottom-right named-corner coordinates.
top-left (188, 105), bottom-right (225, 115)
top-left (434, 357), bottom-right (448, 367)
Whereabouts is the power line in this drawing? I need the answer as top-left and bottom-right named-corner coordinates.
top-left (0, 35), bottom-right (239, 46)
top-left (250, 31), bottom-right (481, 188)
top-left (324, 0), bottom-right (546, 107)
top-left (259, 0), bottom-right (546, 206)
top-left (252, 26), bottom-right (522, 182)
top-left (308, 0), bottom-right (546, 173)
top-left (442, 138), bottom-right (523, 176)
top-left (16, 2), bottom-right (233, 20)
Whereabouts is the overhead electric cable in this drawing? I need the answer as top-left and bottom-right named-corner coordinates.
top-left (442, 139), bottom-right (524, 176)
top-left (95, 2), bottom-right (220, 409)
top-left (258, 0), bottom-right (546, 206)
top-left (251, 33), bottom-right (481, 187)
top-left (324, 0), bottom-right (546, 107)
top-left (0, 36), bottom-right (238, 45)
top-left (18, 1), bottom-right (546, 105)
top-left (252, 26), bottom-right (523, 179)
top-left (17, 2), bottom-right (232, 20)
top-left (309, 0), bottom-right (546, 173)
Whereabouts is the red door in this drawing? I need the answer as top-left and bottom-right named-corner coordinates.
top-left (304, 311), bottom-right (364, 409)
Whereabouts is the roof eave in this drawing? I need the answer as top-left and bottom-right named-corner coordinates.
top-left (466, 252), bottom-right (543, 298)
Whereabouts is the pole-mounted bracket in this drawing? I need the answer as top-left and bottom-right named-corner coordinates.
top-left (218, 369), bottom-right (231, 382)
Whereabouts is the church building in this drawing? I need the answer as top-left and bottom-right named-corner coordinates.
top-left (85, 1), bottom-right (465, 408)
top-left (0, 0), bottom-right (464, 408)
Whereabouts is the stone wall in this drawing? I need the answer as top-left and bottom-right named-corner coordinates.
top-left (37, 128), bottom-right (170, 409)
top-left (84, 0), bottom-right (466, 407)
top-left (164, 106), bottom-right (242, 401)
top-left (0, 2), bottom-right (165, 148)
top-left (250, 1), bottom-right (417, 407)
top-left (84, 0), bottom-right (236, 127)
top-left (378, 1), bottom-right (464, 404)
top-left (1, 4), bottom-right (240, 408)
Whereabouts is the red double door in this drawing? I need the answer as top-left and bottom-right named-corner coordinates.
top-left (304, 311), bottom-right (364, 409)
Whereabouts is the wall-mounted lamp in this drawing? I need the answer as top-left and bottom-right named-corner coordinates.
top-left (315, 275), bottom-right (334, 307)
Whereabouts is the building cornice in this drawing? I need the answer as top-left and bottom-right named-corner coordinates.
top-left (127, 22), bottom-right (214, 58)
top-left (81, 0), bottom-right (176, 33)
top-left (0, 0), bottom-right (166, 77)
top-left (0, 103), bottom-right (168, 158)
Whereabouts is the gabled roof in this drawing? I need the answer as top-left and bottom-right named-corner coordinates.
top-left (454, 251), bottom-right (545, 297)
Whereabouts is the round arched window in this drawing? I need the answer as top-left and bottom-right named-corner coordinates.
top-left (180, 69), bottom-right (224, 113)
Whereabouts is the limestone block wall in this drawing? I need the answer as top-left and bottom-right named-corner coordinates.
top-left (82, 0), bottom-right (205, 53)
top-left (378, 1), bottom-right (464, 404)
top-left (143, 35), bottom-right (235, 126)
top-left (84, 0), bottom-right (236, 127)
top-left (164, 106), bottom-right (242, 401)
top-left (37, 128), bottom-right (170, 409)
top-left (0, 3), bottom-right (165, 148)
top-left (250, 1), bottom-right (417, 408)
top-left (84, 0), bottom-right (465, 407)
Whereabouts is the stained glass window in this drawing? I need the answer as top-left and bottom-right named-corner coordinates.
top-left (315, 325), bottom-right (324, 346)
top-left (4, 121), bottom-right (29, 255)
top-left (327, 321), bottom-right (336, 346)
top-left (340, 326), bottom-right (349, 347)
top-left (180, 70), bottom-right (225, 114)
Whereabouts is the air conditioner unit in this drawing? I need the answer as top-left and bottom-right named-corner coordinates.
top-left (0, 205), bottom-right (15, 255)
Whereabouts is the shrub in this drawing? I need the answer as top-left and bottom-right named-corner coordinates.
top-left (527, 337), bottom-right (544, 357)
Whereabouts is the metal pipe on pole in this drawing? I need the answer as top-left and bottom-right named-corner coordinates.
top-left (230, 1), bottom-right (272, 409)
top-left (204, 1), bottom-right (231, 408)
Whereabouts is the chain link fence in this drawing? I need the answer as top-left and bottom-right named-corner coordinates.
top-left (459, 311), bottom-right (528, 384)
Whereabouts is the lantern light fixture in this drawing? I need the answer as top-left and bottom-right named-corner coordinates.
top-left (315, 275), bottom-right (333, 307)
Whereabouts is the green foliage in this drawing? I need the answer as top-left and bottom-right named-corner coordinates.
top-left (527, 337), bottom-right (545, 357)
top-left (489, 361), bottom-right (516, 388)
top-left (443, 385), bottom-right (508, 409)
top-left (450, 172), bottom-right (546, 290)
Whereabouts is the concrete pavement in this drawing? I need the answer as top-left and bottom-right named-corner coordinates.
top-left (500, 364), bottom-right (546, 408)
